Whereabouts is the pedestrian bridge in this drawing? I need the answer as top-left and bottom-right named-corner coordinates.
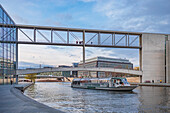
top-left (16, 67), bottom-right (143, 76)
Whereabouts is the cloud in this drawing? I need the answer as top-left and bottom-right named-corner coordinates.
top-left (85, 47), bottom-right (115, 58)
top-left (18, 61), bottom-right (54, 69)
top-left (12, 14), bottom-right (28, 24)
top-left (56, 13), bottom-right (73, 20)
top-left (86, 50), bottom-right (93, 54)
top-left (93, 0), bottom-right (170, 33)
top-left (47, 46), bottom-right (65, 50)
top-left (79, 0), bottom-right (96, 2)
top-left (44, 19), bottom-right (62, 26)
top-left (18, 45), bottom-right (82, 67)
top-left (100, 48), bottom-right (139, 67)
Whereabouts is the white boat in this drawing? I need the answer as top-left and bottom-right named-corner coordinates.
top-left (71, 77), bottom-right (138, 91)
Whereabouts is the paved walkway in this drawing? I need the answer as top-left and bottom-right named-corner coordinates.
top-left (131, 83), bottom-right (170, 87)
top-left (0, 84), bottom-right (64, 113)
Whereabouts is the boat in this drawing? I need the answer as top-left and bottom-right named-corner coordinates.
top-left (71, 77), bottom-right (138, 91)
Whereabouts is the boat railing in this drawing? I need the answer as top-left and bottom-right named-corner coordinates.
top-left (82, 82), bottom-right (109, 87)
top-left (83, 83), bottom-right (100, 87)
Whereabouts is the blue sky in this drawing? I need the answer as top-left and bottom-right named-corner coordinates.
top-left (1, 0), bottom-right (170, 68)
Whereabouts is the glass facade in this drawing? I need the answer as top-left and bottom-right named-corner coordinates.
top-left (0, 5), bottom-right (17, 84)
top-left (98, 62), bottom-right (133, 69)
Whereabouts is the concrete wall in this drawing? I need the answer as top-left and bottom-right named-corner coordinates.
top-left (142, 34), bottom-right (166, 83)
top-left (166, 35), bottom-right (170, 83)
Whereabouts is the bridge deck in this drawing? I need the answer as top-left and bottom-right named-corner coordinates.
top-left (17, 67), bottom-right (143, 75)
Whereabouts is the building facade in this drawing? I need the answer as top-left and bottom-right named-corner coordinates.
top-left (0, 5), bottom-right (17, 84)
top-left (78, 56), bottom-right (133, 78)
top-left (141, 34), bottom-right (170, 83)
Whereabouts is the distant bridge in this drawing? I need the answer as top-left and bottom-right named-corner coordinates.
top-left (19, 75), bottom-right (64, 78)
top-left (16, 67), bottom-right (143, 76)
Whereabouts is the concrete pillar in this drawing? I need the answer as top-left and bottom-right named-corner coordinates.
top-left (70, 71), bottom-right (72, 76)
top-left (16, 28), bottom-right (18, 84)
top-left (3, 75), bottom-right (4, 84)
top-left (142, 34), bottom-right (166, 83)
top-left (16, 75), bottom-right (18, 84)
top-left (166, 35), bottom-right (170, 83)
top-left (140, 76), bottom-right (142, 83)
top-left (83, 30), bottom-right (85, 68)
top-left (139, 36), bottom-right (142, 71)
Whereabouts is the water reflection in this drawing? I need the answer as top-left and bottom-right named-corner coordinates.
top-left (137, 86), bottom-right (170, 113)
top-left (24, 82), bottom-right (170, 113)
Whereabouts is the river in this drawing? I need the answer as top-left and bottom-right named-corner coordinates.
top-left (24, 82), bottom-right (170, 113)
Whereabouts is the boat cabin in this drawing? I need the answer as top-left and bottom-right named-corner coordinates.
top-left (71, 77), bottom-right (130, 88)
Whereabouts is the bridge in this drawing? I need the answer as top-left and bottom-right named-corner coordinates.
top-left (1, 4), bottom-right (170, 84)
top-left (16, 67), bottom-right (143, 76)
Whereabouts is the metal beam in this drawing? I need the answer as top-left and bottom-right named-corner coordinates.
top-left (101, 34), bottom-right (112, 45)
top-left (70, 32), bottom-right (80, 41)
top-left (16, 28), bottom-right (18, 84)
top-left (19, 28), bottom-right (33, 42)
top-left (86, 33), bottom-right (97, 44)
top-left (34, 28), bottom-right (36, 42)
top-left (67, 30), bottom-right (69, 44)
top-left (0, 40), bottom-right (142, 49)
top-left (51, 29), bottom-right (53, 43)
top-left (37, 30), bottom-right (50, 42)
top-left (53, 31), bottom-right (66, 43)
top-left (98, 32), bottom-right (100, 45)
top-left (115, 35), bottom-right (126, 45)
top-left (128, 34), bottom-right (129, 46)
top-left (83, 30), bottom-right (85, 67)
top-left (129, 36), bottom-right (138, 46)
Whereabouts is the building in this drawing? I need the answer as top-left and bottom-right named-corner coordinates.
top-left (78, 56), bottom-right (133, 78)
top-left (72, 63), bottom-right (79, 67)
top-left (0, 5), bottom-right (17, 84)
top-left (59, 64), bottom-right (78, 77)
top-left (58, 65), bottom-right (71, 68)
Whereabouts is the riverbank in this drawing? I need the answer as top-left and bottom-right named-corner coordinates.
top-left (0, 83), bottom-right (64, 113)
top-left (131, 83), bottom-right (170, 87)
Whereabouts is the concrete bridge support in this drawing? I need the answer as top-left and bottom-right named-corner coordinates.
top-left (142, 34), bottom-right (166, 83)
top-left (166, 35), bottom-right (170, 83)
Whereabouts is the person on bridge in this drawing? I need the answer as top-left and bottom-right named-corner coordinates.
top-left (10, 80), bottom-right (13, 85)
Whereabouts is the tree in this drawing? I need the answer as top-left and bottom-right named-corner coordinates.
top-left (134, 67), bottom-right (139, 70)
top-left (25, 73), bottom-right (37, 83)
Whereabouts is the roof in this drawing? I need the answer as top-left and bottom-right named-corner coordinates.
top-left (79, 56), bottom-right (132, 64)
top-left (72, 77), bottom-right (126, 81)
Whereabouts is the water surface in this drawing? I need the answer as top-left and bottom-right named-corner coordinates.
top-left (24, 82), bottom-right (170, 113)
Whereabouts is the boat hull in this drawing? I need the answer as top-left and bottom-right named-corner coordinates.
top-left (71, 85), bottom-right (138, 91)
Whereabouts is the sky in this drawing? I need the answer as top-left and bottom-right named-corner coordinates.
top-left (0, 0), bottom-right (170, 68)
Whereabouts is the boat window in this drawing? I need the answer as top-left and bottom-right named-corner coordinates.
top-left (72, 81), bottom-right (81, 85)
top-left (78, 81), bottom-right (80, 85)
top-left (122, 79), bottom-right (129, 84)
top-left (120, 81), bottom-right (123, 84)
top-left (113, 80), bottom-right (116, 83)
top-left (91, 79), bottom-right (98, 83)
top-left (99, 79), bottom-right (109, 83)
